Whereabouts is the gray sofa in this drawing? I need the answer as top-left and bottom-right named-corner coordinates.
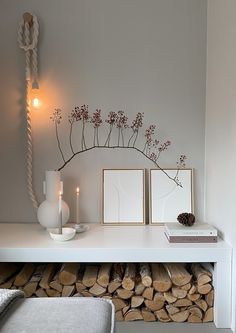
top-left (0, 297), bottom-right (115, 333)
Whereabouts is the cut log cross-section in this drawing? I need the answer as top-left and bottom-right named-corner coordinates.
top-left (151, 264), bottom-right (172, 292)
top-left (108, 263), bottom-right (124, 294)
top-left (14, 263), bottom-right (35, 287)
top-left (59, 263), bottom-right (80, 286)
top-left (139, 263), bottom-right (152, 287)
top-left (82, 265), bottom-right (98, 288)
top-left (164, 263), bottom-right (192, 287)
top-left (39, 264), bottom-right (57, 290)
top-left (23, 264), bottom-right (45, 297)
top-left (97, 263), bottom-right (112, 288)
top-left (191, 264), bottom-right (212, 286)
top-left (122, 263), bottom-right (136, 291)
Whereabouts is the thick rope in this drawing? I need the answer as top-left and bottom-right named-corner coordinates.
top-left (18, 15), bottom-right (39, 210)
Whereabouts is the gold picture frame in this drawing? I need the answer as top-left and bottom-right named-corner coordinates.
top-left (149, 168), bottom-right (194, 225)
top-left (102, 169), bottom-right (145, 225)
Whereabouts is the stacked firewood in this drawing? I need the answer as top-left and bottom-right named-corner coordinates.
top-left (0, 262), bottom-right (214, 323)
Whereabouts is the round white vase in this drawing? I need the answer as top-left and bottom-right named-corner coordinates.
top-left (37, 171), bottom-right (70, 229)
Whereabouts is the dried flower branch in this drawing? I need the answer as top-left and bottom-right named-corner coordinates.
top-left (51, 106), bottom-right (187, 187)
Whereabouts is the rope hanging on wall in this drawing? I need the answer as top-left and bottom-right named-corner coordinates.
top-left (17, 12), bottom-right (39, 210)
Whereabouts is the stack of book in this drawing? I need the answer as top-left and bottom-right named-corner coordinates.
top-left (164, 223), bottom-right (218, 243)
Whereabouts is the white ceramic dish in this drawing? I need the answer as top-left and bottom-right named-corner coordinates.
top-left (74, 224), bottom-right (90, 233)
top-left (48, 227), bottom-right (76, 241)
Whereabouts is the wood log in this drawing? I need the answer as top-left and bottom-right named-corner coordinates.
top-left (59, 263), bottom-right (80, 286)
top-left (203, 307), bottom-right (213, 322)
top-left (188, 314), bottom-right (202, 323)
top-left (142, 287), bottom-right (154, 300)
top-left (166, 305), bottom-right (180, 315)
top-left (191, 264), bottom-right (212, 286)
top-left (116, 310), bottom-right (124, 321)
top-left (151, 264), bottom-right (172, 292)
top-left (187, 293), bottom-right (201, 302)
top-left (14, 263), bottom-right (35, 287)
top-left (144, 299), bottom-right (164, 312)
top-left (170, 310), bottom-right (189, 322)
top-left (164, 292), bottom-right (177, 304)
top-left (131, 296), bottom-right (144, 308)
top-left (73, 292), bottom-right (83, 297)
top-left (62, 285), bottom-right (75, 297)
top-left (89, 283), bottom-right (106, 296)
top-left (0, 276), bottom-right (15, 289)
top-left (195, 299), bottom-right (208, 312)
top-left (125, 309), bottom-right (143, 321)
top-left (122, 263), bottom-right (136, 291)
top-left (112, 298), bottom-right (127, 311)
top-left (76, 282), bottom-right (86, 293)
top-left (139, 264), bottom-right (152, 287)
top-left (155, 308), bottom-right (171, 322)
top-left (164, 263), bottom-right (192, 286)
top-left (46, 289), bottom-right (61, 297)
top-left (205, 289), bottom-right (214, 307)
top-left (116, 288), bottom-right (134, 300)
top-left (75, 265), bottom-right (86, 292)
top-left (35, 288), bottom-right (48, 297)
top-left (135, 281), bottom-right (146, 296)
top-left (189, 285), bottom-right (197, 295)
top-left (82, 265), bottom-right (98, 288)
top-left (141, 308), bottom-right (156, 322)
top-left (50, 280), bottom-right (63, 293)
top-left (108, 264), bottom-right (124, 293)
top-left (189, 306), bottom-right (203, 319)
top-left (153, 292), bottom-right (165, 302)
top-left (102, 295), bottom-right (112, 300)
top-left (97, 263), bottom-right (112, 288)
top-left (181, 283), bottom-right (192, 291)
top-left (81, 290), bottom-right (93, 297)
top-left (197, 283), bottom-right (212, 295)
top-left (122, 305), bottom-right (130, 315)
top-left (39, 264), bottom-right (57, 290)
top-left (0, 263), bottom-right (22, 284)
top-left (23, 264), bottom-right (45, 297)
top-left (173, 298), bottom-right (192, 307)
top-left (172, 288), bottom-right (187, 299)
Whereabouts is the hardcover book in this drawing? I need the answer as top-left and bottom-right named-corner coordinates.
top-left (164, 222), bottom-right (217, 237)
top-left (164, 232), bottom-right (217, 243)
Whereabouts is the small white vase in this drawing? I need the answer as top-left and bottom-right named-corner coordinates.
top-left (37, 171), bottom-right (70, 229)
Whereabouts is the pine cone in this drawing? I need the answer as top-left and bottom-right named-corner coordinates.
top-left (177, 213), bottom-right (195, 227)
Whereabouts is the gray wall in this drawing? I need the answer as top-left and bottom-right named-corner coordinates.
top-left (206, 0), bottom-right (236, 330)
top-left (0, 0), bottom-right (207, 223)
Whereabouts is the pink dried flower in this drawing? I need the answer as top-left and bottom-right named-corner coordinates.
top-left (105, 111), bottom-right (118, 125)
top-left (177, 154), bottom-right (187, 168)
top-left (91, 109), bottom-right (103, 128)
top-left (71, 105), bottom-right (89, 122)
top-left (50, 109), bottom-right (62, 125)
top-left (145, 125), bottom-right (156, 145)
top-left (158, 140), bottom-right (171, 152)
top-left (131, 112), bottom-right (144, 131)
top-left (116, 111), bottom-right (128, 129)
top-left (150, 152), bottom-right (157, 162)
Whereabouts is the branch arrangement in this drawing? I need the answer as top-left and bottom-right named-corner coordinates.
top-left (51, 106), bottom-right (187, 186)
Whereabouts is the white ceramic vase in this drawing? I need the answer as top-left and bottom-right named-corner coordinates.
top-left (37, 171), bottom-right (70, 229)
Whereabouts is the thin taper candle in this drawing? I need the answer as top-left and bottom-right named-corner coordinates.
top-left (76, 187), bottom-right (80, 224)
top-left (59, 191), bottom-right (62, 234)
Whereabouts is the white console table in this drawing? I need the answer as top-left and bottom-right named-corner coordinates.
top-left (0, 223), bottom-right (232, 329)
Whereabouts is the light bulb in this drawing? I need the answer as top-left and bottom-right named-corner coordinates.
top-left (33, 97), bottom-right (39, 108)
top-left (31, 81), bottom-right (40, 110)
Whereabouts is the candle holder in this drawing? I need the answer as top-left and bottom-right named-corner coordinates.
top-left (48, 227), bottom-right (76, 241)
top-left (74, 224), bottom-right (89, 233)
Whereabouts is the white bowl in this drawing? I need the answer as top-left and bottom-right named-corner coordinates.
top-left (48, 227), bottom-right (76, 241)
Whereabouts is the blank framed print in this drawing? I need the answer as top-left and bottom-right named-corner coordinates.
top-left (102, 169), bottom-right (145, 225)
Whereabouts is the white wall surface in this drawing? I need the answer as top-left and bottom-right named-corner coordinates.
top-left (206, 0), bottom-right (236, 330)
top-left (0, 0), bottom-right (207, 223)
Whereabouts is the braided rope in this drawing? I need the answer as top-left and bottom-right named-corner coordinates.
top-left (18, 14), bottom-right (39, 210)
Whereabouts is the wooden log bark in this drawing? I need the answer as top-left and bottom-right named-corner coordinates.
top-left (151, 264), bottom-right (172, 292)
top-left (191, 264), bottom-right (212, 286)
top-left (89, 283), bottom-right (106, 296)
top-left (142, 287), bottom-right (154, 300)
top-left (131, 296), bottom-right (144, 308)
top-left (97, 263), bottom-right (112, 288)
top-left (0, 263), bottom-right (22, 284)
top-left (155, 308), bottom-right (171, 322)
top-left (14, 263), bottom-right (35, 287)
top-left (82, 265), bottom-right (98, 288)
top-left (203, 307), bottom-right (213, 322)
top-left (205, 289), bottom-right (214, 307)
top-left (116, 310), bottom-right (124, 321)
top-left (135, 281), bottom-right (146, 296)
top-left (59, 263), bottom-right (80, 286)
top-left (125, 309), bottom-right (143, 321)
top-left (170, 310), bottom-right (189, 322)
top-left (122, 263), bottom-right (136, 291)
top-left (108, 264), bottom-right (124, 293)
top-left (116, 288), bottom-right (134, 300)
top-left (23, 264), bottom-right (45, 297)
top-left (139, 264), bottom-right (152, 287)
top-left (39, 264), bottom-right (57, 290)
top-left (164, 263), bottom-right (192, 286)
top-left (62, 285), bottom-right (75, 297)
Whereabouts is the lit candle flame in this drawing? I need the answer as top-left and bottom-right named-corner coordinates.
top-left (33, 97), bottom-right (39, 108)
top-left (76, 187), bottom-right (80, 194)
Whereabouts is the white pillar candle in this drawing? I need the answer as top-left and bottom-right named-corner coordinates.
top-left (76, 187), bottom-right (80, 224)
top-left (59, 191), bottom-right (62, 234)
